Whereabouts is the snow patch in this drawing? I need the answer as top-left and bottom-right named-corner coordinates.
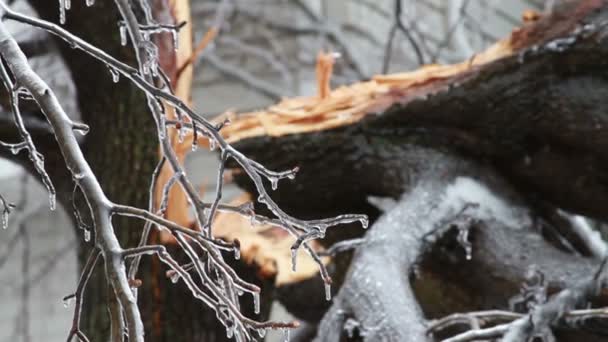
top-left (442, 177), bottom-right (529, 229)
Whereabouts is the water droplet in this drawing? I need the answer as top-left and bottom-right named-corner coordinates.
top-left (257, 328), bottom-right (266, 338)
top-left (85, 0), bottom-right (95, 6)
top-left (233, 246), bottom-right (240, 260)
top-left (83, 229), bottom-right (91, 242)
top-left (209, 138), bottom-right (216, 151)
top-left (325, 283), bottom-right (331, 301)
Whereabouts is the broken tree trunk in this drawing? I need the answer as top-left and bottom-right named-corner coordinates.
top-left (207, 1), bottom-right (608, 340)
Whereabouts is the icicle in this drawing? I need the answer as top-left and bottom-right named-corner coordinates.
top-left (457, 225), bottom-right (473, 260)
top-left (83, 229), bottom-right (91, 242)
top-left (1, 210), bottom-right (8, 230)
top-left (253, 292), bottom-right (260, 314)
top-left (9, 144), bottom-right (25, 155)
top-left (49, 193), bottom-right (56, 211)
top-left (85, 0), bottom-right (95, 6)
top-left (62, 296), bottom-right (74, 308)
top-left (233, 246), bottom-right (240, 260)
top-left (109, 67), bottom-right (120, 83)
top-left (191, 139), bottom-right (198, 152)
top-left (282, 328), bottom-right (290, 342)
top-left (178, 126), bottom-right (186, 143)
top-left (171, 30), bottom-right (179, 51)
top-left (290, 248), bottom-right (297, 272)
top-left (226, 326), bottom-right (234, 339)
top-left (209, 138), bottom-right (216, 151)
top-left (73, 123), bottom-right (90, 135)
top-left (65, 0), bottom-right (71, 10)
top-left (120, 25), bottom-right (128, 46)
top-left (270, 177), bottom-right (278, 191)
top-left (325, 283), bottom-right (332, 301)
top-left (360, 217), bottom-right (369, 229)
top-left (59, 0), bottom-right (66, 24)
top-left (170, 272), bottom-right (179, 284)
top-left (287, 167), bottom-right (298, 180)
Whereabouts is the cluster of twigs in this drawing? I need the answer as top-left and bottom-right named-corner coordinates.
top-left (428, 260), bottom-right (608, 341)
top-left (0, 1), bottom-right (367, 341)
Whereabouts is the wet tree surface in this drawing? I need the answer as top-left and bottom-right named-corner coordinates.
top-left (226, 1), bottom-right (608, 340)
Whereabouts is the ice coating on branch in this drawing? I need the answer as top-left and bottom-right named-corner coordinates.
top-left (140, 41), bottom-right (159, 76)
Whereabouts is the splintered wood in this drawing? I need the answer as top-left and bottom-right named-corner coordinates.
top-left (162, 2), bottom-right (602, 285)
top-left (213, 194), bottom-right (329, 286)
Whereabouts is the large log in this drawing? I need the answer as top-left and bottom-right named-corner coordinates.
top-left (209, 1), bottom-right (608, 340)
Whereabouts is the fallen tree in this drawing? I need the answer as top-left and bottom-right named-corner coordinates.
top-left (209, 1), bottom-right (608, 340)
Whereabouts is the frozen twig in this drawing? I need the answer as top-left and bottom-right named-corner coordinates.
top-left (64, 249), bottom-right (100, 342)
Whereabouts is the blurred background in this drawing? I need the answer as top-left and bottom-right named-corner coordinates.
top-left (0, 0), bottom-right (551, 340)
